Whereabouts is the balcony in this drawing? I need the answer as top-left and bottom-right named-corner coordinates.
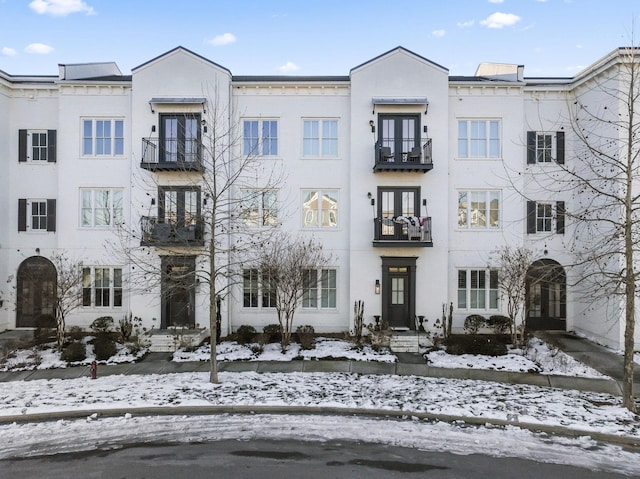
top-left (373, 217), bottom-right (433, 247)
top-left (140, 138), bottom-right (203, 172)
top-left (373, 140), bottom-right (433, 173)
top-left (140, 216), bottom-right (204, 247)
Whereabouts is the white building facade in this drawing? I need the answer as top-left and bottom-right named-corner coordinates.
top-left (0, 46), bottom-right (636, 350)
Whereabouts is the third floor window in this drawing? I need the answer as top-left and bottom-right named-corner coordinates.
top-left (82, 119), bottom-right (124, 156)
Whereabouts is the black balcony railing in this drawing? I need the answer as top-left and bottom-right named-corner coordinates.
top-left (140, 216), bottom-right (204, 246)
top-left (373, 217), bottom-right (433, 247)
top-left (373, 139), bottom-right (433, 172)
top-left (140, 138), bottom-right (203, 171)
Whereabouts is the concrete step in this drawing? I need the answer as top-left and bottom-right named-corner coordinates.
top-left (389, 334), bottom-right (420, 353)
top-left (146, 328), bottom-right (209, 353)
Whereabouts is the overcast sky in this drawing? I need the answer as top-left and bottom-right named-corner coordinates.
top-left (0, 0), bottom-right (638, 77)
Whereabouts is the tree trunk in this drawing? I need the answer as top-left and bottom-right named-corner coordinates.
top-left (209, 234), bottom-right (219, 384)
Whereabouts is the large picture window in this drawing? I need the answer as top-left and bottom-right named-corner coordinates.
top-left (82, 266), bottom-right (123, 308)
top-left (241, 190), bottom-right (278, 227)
top-left (302, 190), bottom-right (338, 228)
top-left (243, 269), bottom-right (276, 309)
top-left (457, 190), bottom-right (500, 229)
top-left (243, 119), bottom-right (278, 156)
top-left (303, 119), bottom-right (338, 157)
top-left (82, 119), bottom-right (124, 156)
top-left (80, 189), bottom-right (123, 227)
top-left (457, 120), bottom-right (501, 158)
top-left (457, 269), bottom-right (498, 310)
top-left (302, 268), bottom-right (337, 309)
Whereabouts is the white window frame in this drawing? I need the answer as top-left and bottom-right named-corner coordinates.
top-left (80, 188), bottom-right (124, 228)
top-left (242, 269), bottom-right (276, 309)
top-left (82, 266), bottom-right (123, 309)
top-left (242, 119), bottom-right (279, 157)
top-left (457, 119), bottom-right (501, 159)
top-left (29, 130), bottom-right (49, 162)
top-left (302, 268), bottom-right (337, 310)
top-left (302, 189), bottom-right (339, 229)
top-left (82, 118), bottom-right (124, 157)
top-left (535, 132), bottom-right (556, 163)
top-left (457, 269), bottom-right (499, 310)
top-left (536, 202), bottom-right (554, 232)
top-left (28, 199), bottom-right (48, 231)
top-left (241, 190), bottom-right (278, 227)
top-left (457, 190), bottom-right (501, 229)
top-left (302, 119), bottom-right (339, 158)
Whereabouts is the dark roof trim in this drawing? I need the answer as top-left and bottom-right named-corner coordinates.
top-left (351, 46), bottom-right (448, 74)
top-left (233, 75), bottom-right (349, 82)
top-left (133, 46), bottom-right (232, 75)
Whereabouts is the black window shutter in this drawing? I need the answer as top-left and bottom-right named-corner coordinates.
top-left (47, 130), bottom-right (57, 163)
top-left (526, 131), bottom-right (536, 164)
top-left (556, 131), bottom-right (565, 164)
top-left (18, 199), bottom-right (27, 231)
top-left (556, 201), bottom-right (565, 234)
top-left (19, 130), bottom-right (27, 162)
top-left (526, 201), bottom-right (536, 234)
top-left (47, 199), bottom-right (56, 232)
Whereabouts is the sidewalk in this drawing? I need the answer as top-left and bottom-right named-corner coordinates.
top-left (0, 330), bottom-right (632, 397)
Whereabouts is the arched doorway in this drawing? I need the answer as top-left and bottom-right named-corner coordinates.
top-left (526, 259), bottom-right (566, 330)
top-left (16, 256), bottom-right (57, 328)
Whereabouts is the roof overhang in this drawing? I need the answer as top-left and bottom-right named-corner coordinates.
top-left (371, 97), bottom-right (429, 114)
top-left (148, 97), bottom-right (207, 113)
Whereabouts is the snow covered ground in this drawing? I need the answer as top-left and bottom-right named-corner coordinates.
top-left (1, 336), bottom-right (638, 475)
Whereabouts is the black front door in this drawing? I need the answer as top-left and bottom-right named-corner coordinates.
top-left (16, 256), bottom-right (57, 328)
top-left (381, 257), bottom-right (417, 330)
top-left (161, 256), bottom-right (196, 328)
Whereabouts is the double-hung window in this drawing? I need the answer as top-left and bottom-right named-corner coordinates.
top-left (303, 119), bottom-right (338, 157)
top-left (458, 119), bottom-right (501, 158)
top-left (80, 189), bottom-right (123, 227)
top-left (457, 269), bottom-right (498, 310)
top-left (18, 199), bottom-right (56, 232)
top-left (243, 119), bottom-right (278, 156)
top-left (526, 131), bottom-right (565, 164)
top-left (302, 190), bottom-right (338, 228)
top-left (302, 268), bottom-right (337, 309)
top-left (457, 190), bottom-right (500, 229)
top-left (242, 269), bottom-right (276, 308)
top-left (82, 119), bottom-right (124, 156)
top-left (241, 190), bottom-right (278, 227)
top-left (18, 130), bottom-right (56, 163)
top-left (527, 200), bottom-right (565, 234)
top-left (82, 266), bottom-right (123, 308)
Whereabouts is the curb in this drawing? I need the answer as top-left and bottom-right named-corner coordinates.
top-left (1, 405), bottom-right (638, 449)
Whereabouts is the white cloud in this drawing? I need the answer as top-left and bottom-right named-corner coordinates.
top-left (278, 61), bottom-right (299, 73)
top-left (432, 29), bottom-right (445, 37)
top-left (2, 47), bottom-right (17, 56)
top-left (457, 20), bottom-right (475, 27)
top-left (489, 0), bottom-right (504, 3)
top-left (480, 12), bottom-right (521, 29)
top-left (29, 0), bottom-right (95, 16)
top-left (207, 33), bottom-right (236, 46)
top-left (24, 43), bottom-right (54, 54)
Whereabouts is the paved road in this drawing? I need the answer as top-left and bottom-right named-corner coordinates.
top-left (0, 439), bottom-right (630, 479)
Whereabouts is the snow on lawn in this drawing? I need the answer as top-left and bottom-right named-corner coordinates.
top-left (426, 338), bottom-right (607, 378)
top-left (173, 337), bottom-right (397, 363)
top-left (0, 371), bottom-right (637, 441)
top-left (0, 339), bottom-right (147, 372)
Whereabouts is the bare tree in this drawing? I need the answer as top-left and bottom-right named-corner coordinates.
top-left (492, 246), bottom-right (533, 348)
top-left (115, 85), bottom-right (284, 383)
top-left (50, 252), bottom-right (83, 351)
top-left (258, 232), bottom-right (331, 352)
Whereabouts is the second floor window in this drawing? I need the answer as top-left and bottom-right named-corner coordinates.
top-left (243, 119), bottom-right (278, 156)
top-left (18, 198), bottom-right (56, 232)
top-left (458, 190), bottom-right (500, 229)
top-left (82, 119), bottom-right (124, 156)
top-left (303, 119), bottom-right (338, 157)
top-left (18, 130), bottom-right (56, 163)
top-left (81, 189), bottom-right (123, 227)
top-left (527, 200), bottom-right (565, 234)
top-left (458, 119), bottom-right (501, 158)
top-left (241, 190), bottom-right (278, 227)
top-left (302, 190), bottom-right (338, 228)
top-left (526, 131), bottom-right (565, 164)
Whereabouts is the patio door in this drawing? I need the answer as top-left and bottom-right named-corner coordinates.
top-left (379, 114), bottom-right (420, 162)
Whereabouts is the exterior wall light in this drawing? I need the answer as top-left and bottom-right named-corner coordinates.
top-left (375, 279), bottom-right (381, 294)
top-left (369, 120), bottom-right (375, 133)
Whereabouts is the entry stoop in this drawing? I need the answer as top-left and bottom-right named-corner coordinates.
top-left (389, 332), bottom-right (420, 353)
top-left (145, 328), bottom-right (209, 353)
